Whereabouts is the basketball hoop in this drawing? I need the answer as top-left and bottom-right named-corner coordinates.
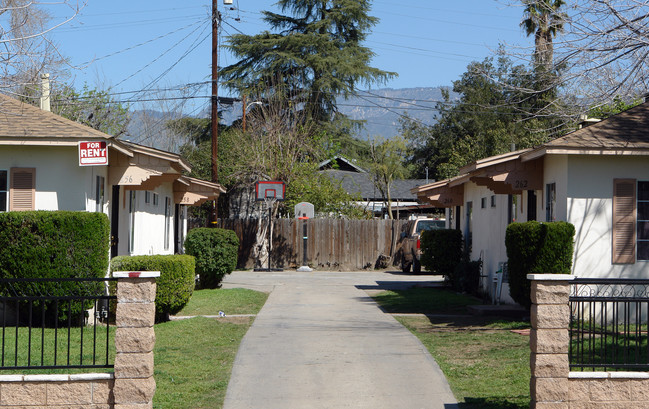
top-left (254, 181), bottom-right (285, 272)
top-left (255, 181), bottom-right (285, 202)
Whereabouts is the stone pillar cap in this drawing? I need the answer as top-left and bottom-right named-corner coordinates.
top-left (527, 274), bottom-right (575, 281)
top-left (113, 271), bottom-right (161, 278)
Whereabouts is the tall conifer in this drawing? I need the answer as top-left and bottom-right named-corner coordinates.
top-left (221, 0), bottom-right (395, 122)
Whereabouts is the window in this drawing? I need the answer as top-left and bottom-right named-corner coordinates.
top-left (95, 176), bottom-right (105, 213)
top-left (0, 170), bottom-right (7, 212)
top-left (145, 191), bottom-right (151, 204)
top-left (481, 197), bottom-right (487, 209)
top-left (491, 195), bottom-right (496, 208)
top-left (164, 197), bottom-right (172, 250)
top-left (638, 181), bottom-right (649, 261)
top-left (10, 168), bottom-right (35, 211)
top-left (612, 179), bottom-right (637, 264)
top-left (153, 193), bottom-right (159, 207)
top-left (546, 183), bottom-right (556, 222)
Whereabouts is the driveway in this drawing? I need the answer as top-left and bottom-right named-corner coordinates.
top-left (221, 270), bottom-right (458, 409)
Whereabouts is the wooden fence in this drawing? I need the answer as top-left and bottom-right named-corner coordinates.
top-left (218, 219), bottom-right (408, 270)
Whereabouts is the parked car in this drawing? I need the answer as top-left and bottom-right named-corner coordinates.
top-left (399, 218), bottom-right (446, 274)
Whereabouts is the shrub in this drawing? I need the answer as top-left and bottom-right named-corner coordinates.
top-left (184, 228), bottom-right (239, 288)
top-left (452, 259), bottom-right (482, 295)
top-left (110, 255), bottom-right (195, 321)
top-left (420, 229), bottom-right (463, 276)
top-left (506, 221), bottom-right (575, 309)
top-left (0, 211), bottom-right (110, 324)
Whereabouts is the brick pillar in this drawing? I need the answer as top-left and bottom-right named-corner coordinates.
top-left (112, 271), bottom-right (160, 409)
top-left (528, 274), bottom-right (574, 409)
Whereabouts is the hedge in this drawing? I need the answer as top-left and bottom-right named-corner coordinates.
top-left (506, 221), bottom-right (575, 309)
top-left (420, 229), bottom-right (463, 277)
top-left (110, 255), bottom-right (195, 321)
top-left (184, 227), bottom-right (239, 288)
top-left (0, 211), bottom-right (110, 325)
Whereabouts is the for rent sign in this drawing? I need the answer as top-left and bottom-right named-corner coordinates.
top-left (79, 141), bottom-right (108, 166)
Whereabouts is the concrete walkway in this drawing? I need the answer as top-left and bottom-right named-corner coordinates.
top-left (221, 270), bottom-right (459, 409)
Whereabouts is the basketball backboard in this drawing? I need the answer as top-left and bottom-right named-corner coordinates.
top-left (255, 181), bottom-right (285, 201)
top-left (294, 202), bottom-right (314, 219)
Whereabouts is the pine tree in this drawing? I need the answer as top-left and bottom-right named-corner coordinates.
top-left (221, 0), bottom-right (395, 122)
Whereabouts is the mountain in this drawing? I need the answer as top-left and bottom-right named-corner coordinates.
top-left (125, 87), bottom-right (458, 149)
top-left (335, 87), bottom-right (457, 138)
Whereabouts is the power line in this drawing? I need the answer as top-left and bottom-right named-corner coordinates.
top-left (80, 19), bottom-right (208, 65)
top-left (132, 26), bottom-right (212, 101)
top-left (112, 19), bottom-right (209, 90)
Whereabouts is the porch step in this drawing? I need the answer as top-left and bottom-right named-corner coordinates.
top-left (467, 304), bottom-right (528, 320)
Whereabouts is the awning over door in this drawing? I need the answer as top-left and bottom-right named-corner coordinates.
top-left (107, 150), bottom-right (185, 189)
top-left (173, 176), bottom-right (226, 206)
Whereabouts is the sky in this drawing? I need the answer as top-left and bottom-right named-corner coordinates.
top-left (45, 0), bottom-right (534, 116)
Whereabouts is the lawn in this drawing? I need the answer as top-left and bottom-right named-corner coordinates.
top-left (0, 325), bottom-right (114, 373)
top-left (153, 288), bottom-right (268, 409)
top-left (371, 288), bottom-right (531, 409)
top-left (176, 288), bottom-right (268, 316)
top-left (153, 316), bottom-right (252, 409)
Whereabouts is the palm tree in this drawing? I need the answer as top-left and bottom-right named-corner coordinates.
top-left (520, 0), bottom-right (567, 70)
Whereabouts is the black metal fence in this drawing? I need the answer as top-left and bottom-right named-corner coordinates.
top-left (570, 278), bottom-right (649, 371)
top-left (0, 277), bottom-right (116, 371)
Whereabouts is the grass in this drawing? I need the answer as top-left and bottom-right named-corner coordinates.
top-left (0, 325), bottom-right (115, 374)
top-left (153, 316), bottom-right (252, 409)
top-left (177, 288), bottom-right (268, 316)
top-left (371, 288), bottom-right (531, 409)
top-left (153, 288), bottom-right (268, 409)
top-left (0, 288), bottom-right (267, 409)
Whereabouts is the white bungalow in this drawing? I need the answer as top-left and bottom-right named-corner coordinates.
top-left (413, 103), bottom-right (649, 303)
top-left (0, 93), bottom-right (224, 258)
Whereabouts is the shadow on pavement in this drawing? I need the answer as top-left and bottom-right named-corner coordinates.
top-left (355, 280), bottom-right (444, 291)
top-left (456, 397), bottom-right (529, 409)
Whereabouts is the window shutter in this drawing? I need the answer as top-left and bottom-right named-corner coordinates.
top-left (612, 179), bottom-right (636, 264)
top-left (9, 168), bottom-right (35, 211)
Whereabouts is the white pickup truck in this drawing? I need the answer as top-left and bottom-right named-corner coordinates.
top-left (399, 218), bottom-right (446, 274)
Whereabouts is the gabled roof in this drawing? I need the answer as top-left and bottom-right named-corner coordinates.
top-left (318, 156), bottom-right (367, 173)
top-left (0, 93), bottom-right (225, 197)
top-left (523, 100), bottom-right (649, 160)
top-left (413, 100), bottom-right (649, 200)
top-left (0, 93), bottom-right (112, 140)
top-left (322, 169), bottom-right (427, 201)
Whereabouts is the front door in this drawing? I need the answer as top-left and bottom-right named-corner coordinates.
top-left (110, 185), bottom-right (120, 259)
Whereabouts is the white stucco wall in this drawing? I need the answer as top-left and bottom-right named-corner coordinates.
top-left (542, 155), bottom-right (568, 222)
top-left (567, 155), bottom-right (649, 278)
top-left (1, 145), bottom-right (183, 259)
top-left (456, 182), bottom-right (516, 303)
top-left (116, 185), bottom-right (176, 257)
top-left (0, 145), bottom-right (107, 213)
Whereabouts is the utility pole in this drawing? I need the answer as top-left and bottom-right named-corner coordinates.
top-left (242, 94), bottom-right (247, 132)
top-left (210, 0), bottom-right (219, 225)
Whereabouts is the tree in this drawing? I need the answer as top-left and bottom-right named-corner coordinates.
top-left (402, 55), bottom-right (569, 181)
top-left (587, 96), bottom-right (642, 120)
top-left (558, 1), bottom-right (649, 106)
top-left (51, 84), bottom-right (130, 137)
top-left (0, 1), bottom-right (79, 95)
top-left (520, 0), bottom-right (567, 70)
top-left (505, 0), bottom-right (649, 118)
top-left (365, 135), bottom-right (412, 219)
top-left (220, 0), bottom-right (395, 122)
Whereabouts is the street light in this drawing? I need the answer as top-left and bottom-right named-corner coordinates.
top-left (242, 99), bottom-right (262, 132)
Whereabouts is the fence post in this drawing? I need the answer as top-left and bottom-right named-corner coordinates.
top-left (528, 274), bottom-right (574, 409)
top-left (112, 271), bottom-right (160, 409)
